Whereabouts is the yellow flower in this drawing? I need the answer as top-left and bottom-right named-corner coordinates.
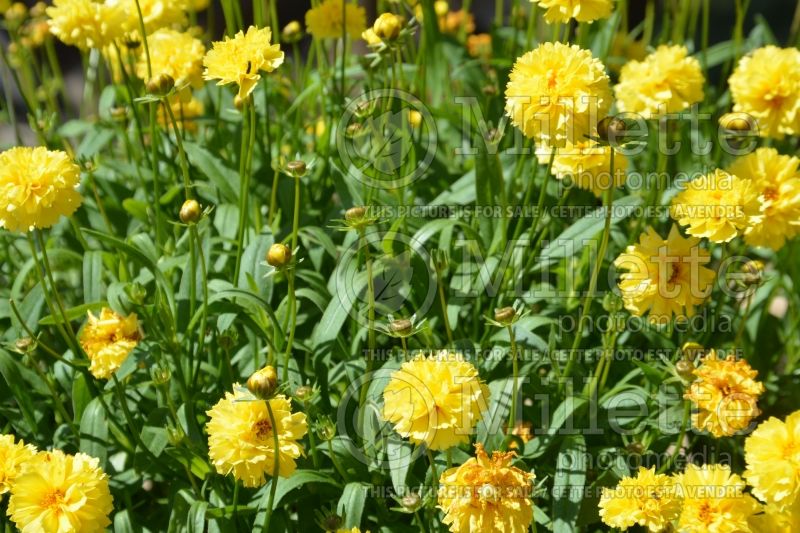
top-left (729, 46), bottom-right (800, 139)
top-left (684, 350), bottom-right (764, 438)
top-left (382, 352), bottom-right (489, 451)
top-left (158, 95), bottom-right (204, 133)
top-left (598, 466), bottom-right (681, 532)
top-left (530, 0), bottom-right (613, 24)
top-left (614, 44), bottom-right (705, 118)
top-left (0, 146), bottom-right (82, 232)
top-left (362, 28), bottom-right (381, 46)
top-left (0, 434), bottom-right (37, 495)
top-left (136, 28), bottom-right (205, 89)
top-left (46, 0), bottom-right (127, 50)
top-left (675, 463), bottom-right (760, 532)
top-left (438, 444), bottom-right (534, 533)
top-left (7, 450), bottom-right (114, 533)
top-left (727, 148), bottom-right (800, 250)
top-left (203, 25), bottom-right (284, 100)
top-left (305, 0), bottom-right (366, 40)
top-left (749, 499), bottom-right (800, 533)
top-left (206, 388), bottom-right (307, 487)
top-left (79, 307), bottom-right (141, 380)
top-left (545, 140), bottom-right (629, 197)
top-left (744, 410), bottom-right (800, 510)
top-left (109, 0), bottom-right (188, 34)
top-left (505, 42), bottom-right (611, 148)
top-left (614, 225), bottom-right (715, 324)
top-left (670, 169), bottom-right (762, 243)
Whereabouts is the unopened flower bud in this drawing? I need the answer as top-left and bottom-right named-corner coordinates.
top-left (110, 106), bottom-right (128, 122)
top-left (247, 365), bottom-right (279, 399)
top-left (494, 306), bottom-right (515, 325)
top-left (597, 116), bottom-right (627, 144)
top-left (146, 73), bottom-right (174, 96)
top-left (150, 365), bottom-right (171, 385)
top-left (676, 359), bottom-right (696, 381)
top-left (719, 112), bottom-right (753, 132)
top-left (602, 292), bottom-right (623, 313)
top-left (389, 318), bottom-right (413, 337)
top-left (266, 243), bottom-right (292, 268)
top-left (319, 513), bottom-right (343, 531)
top-left (294, 385), bottom-right (314, 402)
top-left (681, 342), bottom-right (704, 362)
top-left (218, 327), bottom-right (238, 351)
top-left (286, 160), bottom-right (307, 178)
top-left (179, 199), bottom-right (202, 224)
top-left (281, 20), bottom-right (303, 43)
top-left (401, 492), bottom-right (422, 511)
top-left (625, 441), bottom-right (645, 455)
top-left (15, 337), bottom-right (34, 352)
top-left (317, 416), bottom-right (336, 441)
top-left (374, 12), bottom-right (402, 41)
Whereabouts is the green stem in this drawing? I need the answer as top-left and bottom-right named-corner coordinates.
top-left (261, 400), bottom-right (281, 532)
top-left (562, 149), bottom-right (616, 386)
top-left (507, 324), bottom-right (519, 431)
top-left (233, 101), bottom-right (257, 283)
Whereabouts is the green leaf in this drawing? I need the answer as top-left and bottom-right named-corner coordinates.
top-left (552, 434), bottom-right (587, 533)
top-left (184, 141), bottom-right (239, 203)
top-left (337, 482), bottom-right (370, 528)
top-left (187, 501), bottom-right (208, 533)
top-left (541, 195), bottom-right (642, 260)
top-left (82, 251), bottom-right (104, 304)
top-left (79, 397), bottom-right (109, 467)
top-left (72, 373), bottom-right (92, 424)
top-left (255, 470), bottom-right (340, 518)
top-left (0, 349), bottom-right (38, 432)
top-left (39, 301), bottom-right (106, 326)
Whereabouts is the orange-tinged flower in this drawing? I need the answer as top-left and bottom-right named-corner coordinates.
top-left (684, 350), bottom-right (764, 437)
top-left (438, 444), bottom-right (534, 533)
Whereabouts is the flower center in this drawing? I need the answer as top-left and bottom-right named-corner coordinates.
top-left (763, 186), bottom-right (779, 202)
top-left (253, 418), bottom-right (273, 440)
top-left (477, 483), bottom-right (501, 503)
top-left (697, 501), bottom-right (714, 525)
top-left (668, 262), bottom-right (683, 285)
top-left (546, 69), bottom-right (558, 90)
top-left (41, 489), bottom-right (65, 511)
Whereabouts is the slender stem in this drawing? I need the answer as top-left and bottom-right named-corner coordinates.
top-left (436, 269), bottom-right (454, 346)
top-left (261, 400), bottom-right (281, 532)
top-left (562, 149), bottom-right (616, 385)
top-left (357, 229), bottom-right (377, 439)
top-left (327, 438), bottom-right (348, 480)
top-left (282, 272), bottom-right (296, 382)
top-left (658, 400), bottom-right (690, 473)
top-left (233, 100), bottom-right (257, 283)
top-left (507, 324), bottom-right (519, 431)
top-left (231, 481), bottom-right (240, 526)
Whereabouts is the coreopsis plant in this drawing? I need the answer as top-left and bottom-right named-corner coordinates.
top-left (2, 0), bottom-right (800, 531)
